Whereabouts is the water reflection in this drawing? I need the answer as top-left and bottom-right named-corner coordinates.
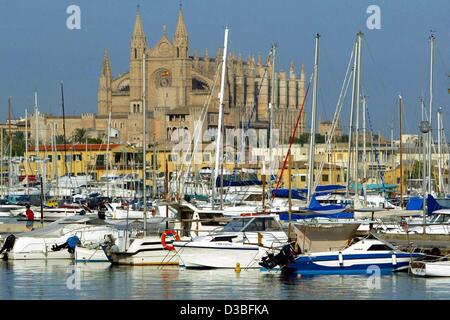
top-left (0, 261), bottom-right (449, 300)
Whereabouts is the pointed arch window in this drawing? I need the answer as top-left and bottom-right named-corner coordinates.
top-left (134, 48), bottom-right (138, 59)
top-left (177, 48), bottom-right (180, 58)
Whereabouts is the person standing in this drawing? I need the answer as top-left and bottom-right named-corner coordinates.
top-left (25, 204), bottom-right (35, 231)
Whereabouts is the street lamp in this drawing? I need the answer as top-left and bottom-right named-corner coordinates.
top-left (419, 120), bottom-right (431, 234)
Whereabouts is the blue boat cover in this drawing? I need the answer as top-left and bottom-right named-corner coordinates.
top-left (406, 197), bottom-right (423, 210)
top-left (279, 212), bottom-right (354, 220)
top-left (308, 196), bottom-right (346, 212)
top-left (298, 185), bottom-right (346, 194)
top-left (215, 177), bottom-right (262, 187)
top-left (272, 189), bottom-right (306, 201)
top-left (427, 194), bottom-right (448, 215)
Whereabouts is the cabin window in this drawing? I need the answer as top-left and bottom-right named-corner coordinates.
top-left (367, 244), bottom-right (392, 251)
top-left (244, 218), bottom-right (282, 232)
top-left (222, 218), bottom-right (252, 232)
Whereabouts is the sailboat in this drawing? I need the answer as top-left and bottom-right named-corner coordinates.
top-left (101, 50), bottom-right (179, 265)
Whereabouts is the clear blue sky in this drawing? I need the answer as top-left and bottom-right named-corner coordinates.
top-left (0, 0), bottom-right (449, 138)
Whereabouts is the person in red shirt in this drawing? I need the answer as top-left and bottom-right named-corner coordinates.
top-left (25, 204), bottom-right (35, 231)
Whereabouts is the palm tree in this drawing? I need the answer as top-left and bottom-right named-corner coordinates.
top-left (72, 128), bottom-right (87, 144)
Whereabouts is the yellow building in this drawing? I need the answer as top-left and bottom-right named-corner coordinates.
top-left (24, 144), bottom-right (143, 181)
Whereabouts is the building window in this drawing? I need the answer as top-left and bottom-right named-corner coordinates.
top-left (203, 153), bottom-right (210, 162)
top-left (322, 174), bottom-right (329, 182)
top-left (134, 48), bottom-right (137, 59)
top-left (48, 155), bottom-right (52, 162)
top-left (300, 175), bottom-right (306, 182)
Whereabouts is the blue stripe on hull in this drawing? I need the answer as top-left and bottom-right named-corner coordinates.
top-left (285, 261), bottom-right (410, 275)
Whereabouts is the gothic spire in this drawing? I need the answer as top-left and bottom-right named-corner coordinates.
top-left (174, 9), bottom-right (188, 40)
top-left (133, 6), bottom-right (145, 36)
top-left (101, 49), bottom-right (112, 78)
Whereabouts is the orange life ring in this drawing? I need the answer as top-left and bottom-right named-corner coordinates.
top-left (161, 230), bottom-right (180, 251)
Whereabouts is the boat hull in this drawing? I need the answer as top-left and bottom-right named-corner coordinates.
top-left (174, 242), bottom-right (264, 269)
top-left (285, 253), bottom-right (422, 275)
top-left (410, 261), bottom-right (450, 277)
top-left (75, 246), bottom-right (109, 263)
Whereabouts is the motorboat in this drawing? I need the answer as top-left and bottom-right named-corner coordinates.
top-left (263, 235), bottom-right (423, 275)
top-left (0, 215), bottom-right (122, 260)
top-left (101, 217), bottom-right (180, 266)
top-left (173, 215), bottom-right (289, 269)
top-left (410, 259), bottom-right (450, 277)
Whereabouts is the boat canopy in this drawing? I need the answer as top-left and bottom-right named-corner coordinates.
top-left (406, 197), bottom-right (423, 210)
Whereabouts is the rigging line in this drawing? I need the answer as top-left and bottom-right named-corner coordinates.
top-left (312, 46), bottom-right (355, 194)
top-left (232, 57), bottom-right (271, 177)
top-left (274, 71), bottom-right (314, 192)
top-left (176, 63), bottom-right (222, 190)
top-left (366, 104), bottom-right (386, 194)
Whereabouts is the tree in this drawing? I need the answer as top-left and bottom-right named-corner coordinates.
top-left (11, 131), bottom-right (25, 156)
top-left (55, 135), bottom-right (66, 144)
top-left (72, 128), bottom-right (88, 144)
top-left (87, 137), bottom-right (103, 144)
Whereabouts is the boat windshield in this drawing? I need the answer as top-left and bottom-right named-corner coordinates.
top-left (243, 217), bottom-right (283, 232)
top-left (222, 218), bottom-right (253, 232)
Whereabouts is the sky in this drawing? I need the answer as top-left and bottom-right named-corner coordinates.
top-left (0, 0), bottom-right (449, 139)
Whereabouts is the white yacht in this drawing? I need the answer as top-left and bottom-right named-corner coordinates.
top-left (0, 215), bottom-right (122, 260)
top-left (173, 215), bottom-right (288, 269)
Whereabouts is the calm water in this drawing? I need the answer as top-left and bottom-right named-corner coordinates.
top-left (0, 260), bottom-right (449, 300)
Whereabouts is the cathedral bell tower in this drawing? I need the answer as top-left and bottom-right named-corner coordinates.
top-left (129, 6), bottom-right (147, 113)
top-left (98, 49), bottom-right (112, 115)
top-left (173, 9), bottom-right (188, 59)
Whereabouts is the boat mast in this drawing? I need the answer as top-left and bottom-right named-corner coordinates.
top-left (437, 107), bottom-right (443, 195)
top-left (345, 40), bottom-right (358, 198)
top-left (362, 95), bottom-right (367, 206)
top-left (60, 82), bottom-right (68, 178)
top-left (52, 122), bottom-right (59, 198)
top-left (399, 95), bottom-right (403, 208)
top-left (142, 50), bottom-right (147, 236)
top-left (105, 109), bottom-right (112, 198)
top-left (213, 27), bottom-right (229, 208)
top-left (8, 97), bottom-right (12, 192)
top-left (307, 34), bottom-right (320, 204)
top-left (0, 126), bottom-right (3, 198)
top-left (25, 109), bottom-right (29, 196)
top-left (354, 31), bottom-right (363, 206)
top-left (427, 33), bottom-right (435, 194)
top-left (268, 43), bottom-right (277, 205)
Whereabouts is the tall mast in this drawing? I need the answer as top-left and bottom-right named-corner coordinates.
top-left (105, 110), bottom-right (112, 197)
top-left (353, 31), bottom-right (363, 205)
top-left (0, 127), bottom-right (3, 198)
top-left (428, 33), bottom-right (435, 194)
top-left (142, 51), bottom-right (147, 236)
top-left (213, 27), bottom-right (229, 207)
top-left (8, 97), bottom-right (12, 191)
top-left (268, 43), bottom-right (277, 204)
top-left (34, 92), bottom-right (40, 180)
top-left (346, 41), bottom-right (358, 197)
top-left (307, 34), bottom-right (320, 204)
top-left (399, 95), bottom-right (403, 208)
top-left (362, 95), bottom-right (367, 206)
top-left (60, 82), bottom-right (68, 177)
top-left (25, 109), bottom-right (29, 195)
top-left (437, 107), bottom-right (443, 195)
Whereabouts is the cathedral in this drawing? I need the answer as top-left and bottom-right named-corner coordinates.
top-left (33, 8), bottom-right (307, 149)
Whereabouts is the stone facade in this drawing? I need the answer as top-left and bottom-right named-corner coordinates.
top-left (29, 8), bottom-right (307, 148)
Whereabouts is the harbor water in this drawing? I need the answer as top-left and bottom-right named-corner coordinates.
top-left (1, 260), bottom-right (449, 300)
